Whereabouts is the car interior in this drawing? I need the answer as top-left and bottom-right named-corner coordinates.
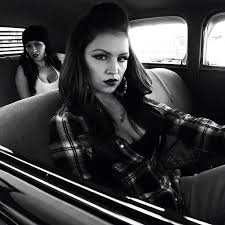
top-left (0, 59), bottom-right (193, 170)
top-left (1, 0), bottom-right (225, 224)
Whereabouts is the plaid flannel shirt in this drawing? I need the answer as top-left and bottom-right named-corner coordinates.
top-left (49, 97), bottom-right (225, 212)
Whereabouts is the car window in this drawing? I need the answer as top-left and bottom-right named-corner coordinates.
top-left (0, 27), bottom-right (24, 56)
top-left (203, 12), bottom-right (225, 67)
top-left (129, 16), bottom-right (187, 65)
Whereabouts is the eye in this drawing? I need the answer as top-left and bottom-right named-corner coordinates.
top-left (118, 55), bottom-right (129, 62)
top-left (34, 42), bottom-right (42, 47)
top-left (25, 44), bottom-right (31, 49)
top-left (93, 54), bottom-right (107, 60)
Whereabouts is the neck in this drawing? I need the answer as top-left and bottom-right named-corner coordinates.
top-left (35, 60), bottom-right (46, 68)
top-left (95, 92), bottom-right (126, 123)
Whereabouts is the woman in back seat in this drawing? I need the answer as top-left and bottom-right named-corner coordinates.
top-left (15, 25), bottom-right (62, 99)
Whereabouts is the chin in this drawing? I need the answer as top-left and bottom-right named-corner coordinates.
top-left (36, 58), bottom-right (44, 61)
top-left (34, 56), bottom-right (45, 61)
top-left (96, 86), bottom-right (117, 94)
top-left (106, 87), bottom-right (117, 94)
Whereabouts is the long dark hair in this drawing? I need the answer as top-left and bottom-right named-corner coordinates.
top-left (59, 3), bottom-right (152, 184)
top-left (60, 3), bottom-right (152, 111)
top-left (19, 25), bottom-right (62, 95)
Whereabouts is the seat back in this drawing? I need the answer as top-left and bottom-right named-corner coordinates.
top-left (0, 56), bottom-right (20, 107)
top-left (0, 67), bottom-right (193, 169)
top-left (147, 68), bottom-right (193, 113)
top-left (0, 90), bottom-right (62, 169)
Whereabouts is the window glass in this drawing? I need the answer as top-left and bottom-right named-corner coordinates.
top-left (203, 13), bottom-right (225, 66)
top-left (0, 27), bottom-right (24, 55)
top-left (129, 16), bottom-right (187, 65)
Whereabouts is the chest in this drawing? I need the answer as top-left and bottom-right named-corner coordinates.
top-left (38, 66), bottom-right (58, 83)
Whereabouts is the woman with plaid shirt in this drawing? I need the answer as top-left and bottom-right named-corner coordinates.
top-left (49, 3), bottom-right (225, 223)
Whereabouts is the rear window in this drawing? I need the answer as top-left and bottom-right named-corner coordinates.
top-left (203, 12), bottom-right (225, 67)
top-left (0, 27), bottom-right (24, 56)
top-left (129, 16), bottom-right (187, 65)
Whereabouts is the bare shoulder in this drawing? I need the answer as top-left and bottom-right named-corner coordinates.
top-left (15, 65), bottom-right (26, 80)
top-left (16, 65), bottom-right (24, 74)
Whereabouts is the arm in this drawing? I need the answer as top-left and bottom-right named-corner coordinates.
top-left (145, 97), bottom-right (225, 154)
top-left (49, 107), bottom-right (93, 180)
top-left (15, 66), bottom-right (31, 99)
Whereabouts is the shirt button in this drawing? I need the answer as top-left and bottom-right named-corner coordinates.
top-left (174, 198), bottom-right (178, 202)
top-left (120, 144), bottom-right (124, 148)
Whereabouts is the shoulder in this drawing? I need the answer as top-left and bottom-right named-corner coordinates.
top-left (50, 106), bottom-right (71, 123)
top-left (15, 65), bottom-right (26, 80)
top-left (16, 65), bottom-right (24, 73)
top-left (50, 105), bottom-right (88, 132)
top-left (51, 105), bottom-right (81, 120)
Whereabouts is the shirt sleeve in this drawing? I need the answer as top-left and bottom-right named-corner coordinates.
top-left (49, 107), bottom-right (93, 180)
top-left (144, 97), bottom-right (225, 154)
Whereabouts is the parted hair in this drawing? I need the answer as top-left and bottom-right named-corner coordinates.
top-left (59, 3), bottom-right (152, 110)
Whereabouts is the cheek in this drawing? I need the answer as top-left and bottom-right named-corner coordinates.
top-left (121, 62), bottom-right (128, 74)
top-left (41, 47), bottom-right (46, 54)
top-left (85, 56), bottom-right (93, 71)
top-left (26, 50), bottom-right (32, 57)
top-left (85, 59), bottom-right (98, 83)
top-left (87, 59), bottom-right (104, 75)
top-left (89, 65), bottom-right (101, 83)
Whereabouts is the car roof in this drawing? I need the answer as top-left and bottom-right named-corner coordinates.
top-left (1, 0), bottom-right (225, 52)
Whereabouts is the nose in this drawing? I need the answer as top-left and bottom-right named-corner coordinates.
top-left (106, 58), bottom-right (118, 74)
top-left (31, 45), bottom-right (38, 53)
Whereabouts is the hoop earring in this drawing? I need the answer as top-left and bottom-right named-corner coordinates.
top-left (116, 76), bottom-right (127, 97)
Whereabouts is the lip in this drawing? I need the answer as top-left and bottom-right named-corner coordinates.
top-left (32, 53), bottom-right (40, 58)
top-left (103, 79), bottom-right (118, 86)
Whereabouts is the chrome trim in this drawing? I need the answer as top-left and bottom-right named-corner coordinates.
top-left (0, 149), bottom-right (209, 225)
top-left (0, 159), bottom-right (144, 225)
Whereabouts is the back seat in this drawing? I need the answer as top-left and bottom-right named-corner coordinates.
top-left (0, 55), bottom-right (20, 107)
top-left (148, 68), bottom-right (192, 113)
top-left (0, 55), bottom-right (193, 170)
top-left (0, 55), bottom-right (193, 112)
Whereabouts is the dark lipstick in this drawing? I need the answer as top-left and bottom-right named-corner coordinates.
top-left (103, 79), bottom-right (118, 86)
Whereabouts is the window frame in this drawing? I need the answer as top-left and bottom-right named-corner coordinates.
top-left (129, 16), bottom-right (188, 67)
top-left (202, 12), bottom-right (225, 68)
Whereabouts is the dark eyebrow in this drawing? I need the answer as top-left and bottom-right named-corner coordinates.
top-left (91, 49), bottom-right (109, 53)
top-left (91, 49), bottom-right (129, 56)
